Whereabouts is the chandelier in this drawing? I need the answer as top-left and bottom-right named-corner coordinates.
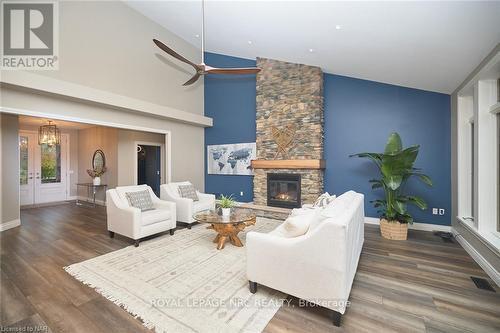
top-left (38, 120), bottom-right (61, 146)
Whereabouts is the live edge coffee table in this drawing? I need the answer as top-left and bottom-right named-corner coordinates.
top-left (193, 209), bottom-right (256, 250)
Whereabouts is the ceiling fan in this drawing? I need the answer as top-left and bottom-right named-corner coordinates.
top-left (153, 0), bottom-right (260, 86)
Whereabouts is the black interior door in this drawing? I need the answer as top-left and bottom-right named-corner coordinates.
top-left (137, 145), bottom-right (161, 196)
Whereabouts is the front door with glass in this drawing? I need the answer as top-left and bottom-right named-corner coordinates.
top-left (19, 131), bottom-right (68, 205)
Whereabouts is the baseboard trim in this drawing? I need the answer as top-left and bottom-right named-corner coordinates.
top-left (452, 228), bottom-right (500, 287)
top-left (0, 219), bottom-right (21, 232)
top-left (364, 217), bottom-right (452, 232)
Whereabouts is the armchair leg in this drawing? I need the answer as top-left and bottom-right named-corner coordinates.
top-left (109, 231), bottom-right (114, 238)
top-left (187, 224), bottom-right (192, 230)
top-left (170, 229), bottom-right (175, 236)
top-left (249, 281), bottom-right (258, 294)
top-left (331, 310), bottom-right (342, 327)
top-left (134, 240), bottom-right (140, 247)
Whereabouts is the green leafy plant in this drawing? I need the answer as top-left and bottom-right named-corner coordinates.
top-left (219, 194), bottom-right (235, 209)
top-left (350, 132), bottom-right (433, 224)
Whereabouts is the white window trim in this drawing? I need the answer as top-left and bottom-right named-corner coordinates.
top-left (457, 216), bottom-right (500, 256)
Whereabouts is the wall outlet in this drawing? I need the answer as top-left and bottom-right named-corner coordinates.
top-left (240, 191), bottom-right (244, 196)
top-left (432, 208), bottom-right (438, 215)
top-left (439, 208), bottom-right (445, 216)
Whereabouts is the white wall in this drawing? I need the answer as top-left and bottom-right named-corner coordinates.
top-left (21, 0), bottom-right (204, 116)
top-left (0, 0), bottom-right (207, 225)
top-left (0, 87), bottom-right (205, 191)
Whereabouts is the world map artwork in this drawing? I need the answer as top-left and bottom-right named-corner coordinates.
top-left (207, 143), bottom-right (256, 175)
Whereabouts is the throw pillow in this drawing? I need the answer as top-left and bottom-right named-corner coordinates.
top-left (125, 190), bottom-right (155, 212)
top-left (178, 184), bottom-right (199, 201)
top-left (281, 210), bottom-right (316, 238)
top-left (313, 192), bottom-right (336, 208)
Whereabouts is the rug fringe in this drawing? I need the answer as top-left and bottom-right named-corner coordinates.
top-left (64, 265), bottom-right (159, 331)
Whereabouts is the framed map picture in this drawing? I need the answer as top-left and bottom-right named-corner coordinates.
top-left (207, 143), bottom-right (256, 175)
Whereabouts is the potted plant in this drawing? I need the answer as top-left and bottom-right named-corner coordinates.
top-left (219, 194), bottom-right (235, 217)
top-left (87, 167), bottom-right (107, 186)
top-left (350, 133), bottom-right (433, 240)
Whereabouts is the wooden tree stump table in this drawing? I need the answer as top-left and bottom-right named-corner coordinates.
top-left (194, 209), bottom-right (256, 250)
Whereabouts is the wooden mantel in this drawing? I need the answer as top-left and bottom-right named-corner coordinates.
top-left (251, 159), bottom-right (325, 170)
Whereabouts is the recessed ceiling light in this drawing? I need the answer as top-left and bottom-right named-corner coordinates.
top-left (309, 48), bottom-right (314, 53)
top-left (248, 40), bottom-right (253, 45)
top-left (335, 25), bottom-right (342, 30)
top-left (195, 34), bottom-right (200, 38)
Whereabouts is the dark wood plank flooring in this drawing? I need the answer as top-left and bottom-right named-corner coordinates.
top-left (1, 203), bottom-right (499, 332)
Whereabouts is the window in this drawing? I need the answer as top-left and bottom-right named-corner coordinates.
top-left (19, 136), bottom-right (29, 185)
top-left (497, 77), bottom-right (500, 232)
top-left (470, 121), bottom-right (475, 218)
top-left (40, 143), bottom-right (61, 183)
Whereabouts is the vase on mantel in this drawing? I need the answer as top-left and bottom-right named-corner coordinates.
top-left (93, 177), bottom-right (101, 186)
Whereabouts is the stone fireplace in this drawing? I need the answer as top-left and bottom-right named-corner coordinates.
top-left (252, 58), bottom-right (324, 206)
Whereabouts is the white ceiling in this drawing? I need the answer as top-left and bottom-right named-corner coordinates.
top-left (125, 1), bottom-right (500, 94)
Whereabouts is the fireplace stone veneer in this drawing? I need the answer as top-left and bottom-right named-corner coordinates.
top-left (253, 58), bottom-right (324, 206)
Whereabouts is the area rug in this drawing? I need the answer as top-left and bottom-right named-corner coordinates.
top-left (65, 217), bottom-right (286, 333)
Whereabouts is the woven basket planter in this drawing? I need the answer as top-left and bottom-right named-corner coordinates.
top-left (380, 219), bottom-right (408, 240)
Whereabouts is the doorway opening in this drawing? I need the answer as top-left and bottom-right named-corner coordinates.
top-left (136, 143), bottom-right (164, 197)
top-left (19, 130), bottom-right (70, 206)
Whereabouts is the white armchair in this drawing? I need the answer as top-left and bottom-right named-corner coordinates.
top-left (106, 184), bottom-right (176, 247)
top-left (246, 191), bottom-right (365, 327)
top-left (160, 181), bottom-right (215, 228)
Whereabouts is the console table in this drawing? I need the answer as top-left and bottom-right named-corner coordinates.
top-left (76, 183), bottom-right (108, 207)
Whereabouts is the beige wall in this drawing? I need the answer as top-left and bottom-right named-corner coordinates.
top-left (25, 0), bottom-right (203, 116)
top-left (1, 114), bottom-right (20, 224)
top-left (117, 129), bottom-right (165, 186)
top-left (78, 127), bottom-right (118, 202)
top-left (0, 87), bottom-right (205, 191)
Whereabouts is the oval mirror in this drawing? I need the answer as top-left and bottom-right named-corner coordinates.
top-left (92, 150), bottom-right (106, 173)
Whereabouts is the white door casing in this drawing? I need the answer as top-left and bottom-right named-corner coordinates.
top-left (19, 131), bottom-right (69, 205)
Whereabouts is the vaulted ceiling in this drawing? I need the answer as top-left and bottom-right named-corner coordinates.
top-left (126, 1), bottom-right (500, 94)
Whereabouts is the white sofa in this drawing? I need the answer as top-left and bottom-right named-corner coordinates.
top-left (246, 191), bottom-right (365, 326)
top-left (160, 181), bottom-right (216, 228)
top-left (106, 184), bottom-right (176, 246)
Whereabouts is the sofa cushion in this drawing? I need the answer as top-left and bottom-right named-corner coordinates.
top-left (279, 210), bottom-right (316, 238)
top-left (312, 192), bottom-right (336, 208)
top-left (290, 206), bottom-right (318, 217)
top-left (141, 209), bottom-right (171, 226)
top-left (309, 190), bottom-right (358, 230)
top-left (193, 197), bottom-right (213, 213)
top-left (178, 184), bottom-right (199, 201)
top-left (125, 190), bottom-right (155, 212)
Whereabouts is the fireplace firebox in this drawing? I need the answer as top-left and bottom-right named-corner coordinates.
top-left (267, 173), bottom-right (301, 208)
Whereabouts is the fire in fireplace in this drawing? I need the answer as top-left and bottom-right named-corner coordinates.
top-left (267, 173), bottom-right (301, 208)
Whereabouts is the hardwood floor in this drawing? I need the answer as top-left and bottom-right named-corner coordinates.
top-left (1, 203), bottom-right (499, 333)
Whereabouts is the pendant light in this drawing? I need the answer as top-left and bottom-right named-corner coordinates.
top-left (38, 120), bottom-right (61, 146)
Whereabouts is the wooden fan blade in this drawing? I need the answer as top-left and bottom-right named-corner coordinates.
top-left (153, 39), bottom-right (200, 71)
top-left (183, 73), bottom-right (202, 86)
top-left (206, 67), bottom-right (261, 75)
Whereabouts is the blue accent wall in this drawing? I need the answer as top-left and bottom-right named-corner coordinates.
top-left (324, 74), bottom-right (451, 225)
top-left (204, 52), bottom-right (256, 202)
top-left (204, 53), bottom-right (451, 225)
